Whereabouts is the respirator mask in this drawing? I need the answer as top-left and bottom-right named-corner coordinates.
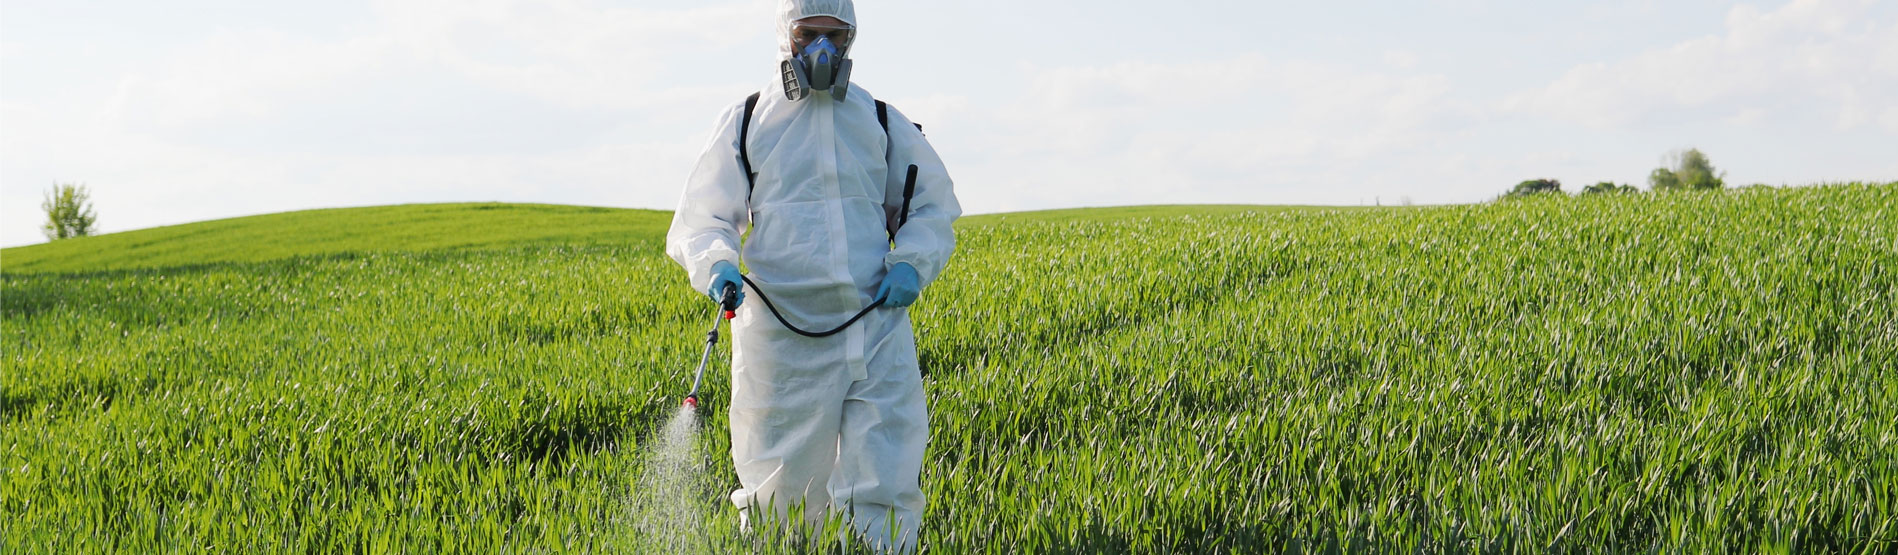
top-left (781, 22), bottom-right (854, 101)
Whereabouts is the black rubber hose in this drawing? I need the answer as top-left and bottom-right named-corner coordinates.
top-left (739, 275), bottom-right (885, 338)
top-left (734, 165), bottom-right (916, 338)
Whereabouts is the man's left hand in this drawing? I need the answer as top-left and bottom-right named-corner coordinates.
top-left (877, 262), bottom-right (921, 307)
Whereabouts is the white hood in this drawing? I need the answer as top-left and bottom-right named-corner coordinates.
top-left (776, 0), bottom-right (856, 59)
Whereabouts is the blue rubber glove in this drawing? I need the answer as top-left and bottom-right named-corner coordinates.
top-left (876, 262), bottom-right (921, 308)
top-left (708, 260), bottom-right (744, 308)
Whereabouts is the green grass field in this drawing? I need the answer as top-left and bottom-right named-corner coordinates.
top-left (3, 184), bottom-right (1895, 552)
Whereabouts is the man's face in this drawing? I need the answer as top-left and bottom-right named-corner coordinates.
top-left (791, 15), bottom-right (853, 52)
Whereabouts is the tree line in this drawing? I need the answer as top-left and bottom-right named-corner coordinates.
top-left (1503, 148), bottom-right (1732, 199)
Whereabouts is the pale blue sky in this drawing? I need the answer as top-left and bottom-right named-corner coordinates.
top-left (4, 0), bottom-right (1895, 247)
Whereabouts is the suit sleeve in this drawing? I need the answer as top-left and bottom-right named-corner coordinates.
top-left (881, 106), bottom-right (962, 290)
top-left (665, 101), bottom-right (753, 293)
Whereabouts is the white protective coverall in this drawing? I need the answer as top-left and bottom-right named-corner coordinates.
top-left (663, 0), bottom-right (960, 550)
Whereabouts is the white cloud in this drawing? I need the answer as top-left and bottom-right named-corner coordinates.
top-left (1506, 0), bottom-right (1898, 131)
top-left (367, 0), bottom-right (766, 110)
top-left (101, 0), bottom-right (767, 131)
top-left (3, 0), bottom-right (771, 247)
top-left (101, 30), bottom-right (393, 128)
top-left (1383, 50), bottom-right (1420, 70)
top-left (947, 55), bottom-right (1483, 210)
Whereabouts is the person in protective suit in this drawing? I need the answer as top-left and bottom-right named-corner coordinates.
top-left (664, 0), bottom-right (959, 551)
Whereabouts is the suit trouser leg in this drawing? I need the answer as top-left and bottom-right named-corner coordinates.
top-left (831, 312), bottom-right (928, 553)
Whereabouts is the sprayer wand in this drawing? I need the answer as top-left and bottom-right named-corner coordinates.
top-left (682, 285), bottom-right (738, 411)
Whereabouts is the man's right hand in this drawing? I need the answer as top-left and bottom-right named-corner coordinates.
top-left (708, 261), bottom-right (745, 308)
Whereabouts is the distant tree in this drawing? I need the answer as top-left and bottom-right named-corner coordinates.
top-left (1580, 181), bottom-right (1637, 195)
top-left (1650, 148), bottom-right (1725, 191)
top-left (1504, 178), bottom-right (1563, 199)
top-left (1649, 167), bottom-right (1680, 190)
top-left (41, 183), bottom-right (98, 241)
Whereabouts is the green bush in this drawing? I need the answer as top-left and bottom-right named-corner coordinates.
top-left (1502, 178), bottom-right (1563, 199)
top-left (1579, 181), bottom-right (1638, 195)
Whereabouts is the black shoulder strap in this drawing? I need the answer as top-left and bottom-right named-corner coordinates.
top-left (739, 92), bottom-right (760, 193)
top-left (874, 99), bottom-right (924, 132)
top-left (874, 100), bottom-right (922, 241)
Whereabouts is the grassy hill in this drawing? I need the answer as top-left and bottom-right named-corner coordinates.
top-left (1, 203), bottom-right (671, 274)
top-left (3, 184), bottom-right (1894, 552)
top-left (0, 202), bottom-right (1343, 274)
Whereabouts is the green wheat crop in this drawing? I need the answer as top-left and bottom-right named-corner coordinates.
top-left (3, 185), bottom-right (1894, 552)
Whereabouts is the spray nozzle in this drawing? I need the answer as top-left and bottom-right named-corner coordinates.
top-left (720, 284), bottom-right (739, 318)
